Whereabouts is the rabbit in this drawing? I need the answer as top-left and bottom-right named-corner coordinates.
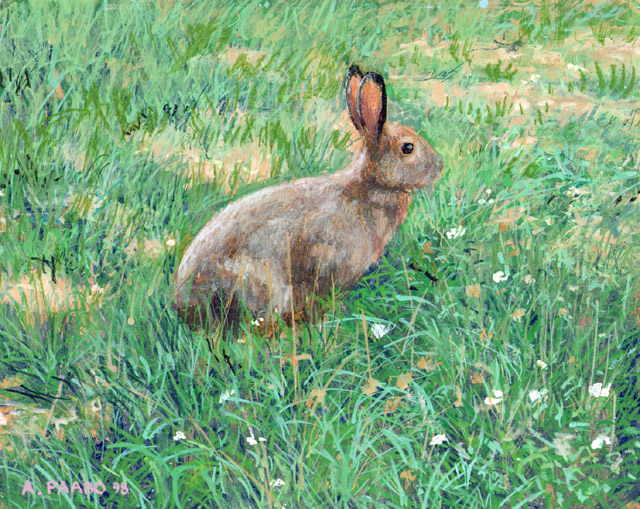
top-left (174, 65), bottom-right (443, 331)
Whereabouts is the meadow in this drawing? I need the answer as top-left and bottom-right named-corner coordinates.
top-left (1, 0), bottom-right (639, 507)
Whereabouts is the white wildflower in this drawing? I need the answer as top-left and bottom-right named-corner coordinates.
top-left (173, 431), bottom-right (187, 441)
top-left (430, 433), bottom-right (448, 445)
top-left (219, 389), bottom-right (235, 404)
top-left (484, 389), bottom-right (503, 406)
top-left (588, 383), bottom-right (612, 398)
top-left (529, 388), bottom-right (548, 403)
top-left (536, 360), bottom-right (547, 369)
top-left (591, 435), bottom-right (612, 450)
top-left (371, 323), bottom-right (395, 339)
top-left (270, 478), bottom-right (285, 488)
top-left (247, 436), bottom-right (258, 446)
top-left (446, 226), bottom-right (466, 239)
top-left (493, 271), bottom-right (508, 283)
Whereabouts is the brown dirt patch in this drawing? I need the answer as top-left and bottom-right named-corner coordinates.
top-left (398, 40), bottom-right (449, 59)
top-left (190, 46), bottom-right (269, 68)
top-left (0, 271), bottom-right (105, 328)
top-left (393, 31), bottom-right (638, 129)
top-left (136, 125), bottom-right (273, 191)
top-left (182, 139), bottom-right (273, 190)
top-left (124, 237), bottom-right (176, 259)
top-left (583, 38), bottom-right (640, 63)
top-left (337, 110), bottom-right (363, 152)
top-left (1, 271), bottom-right (79, 326)
top-left (223, 46), bottom-right (268, 66)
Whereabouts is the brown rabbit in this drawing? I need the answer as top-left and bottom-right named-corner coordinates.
top-left (174, 65), bottom-right (443, 330)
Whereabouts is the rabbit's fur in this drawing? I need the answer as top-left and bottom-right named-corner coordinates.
top-left (174, 65), bottom-right (442, 330)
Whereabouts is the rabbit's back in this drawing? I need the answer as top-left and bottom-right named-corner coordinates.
top-left (176, 169), bottom-right (350, 284)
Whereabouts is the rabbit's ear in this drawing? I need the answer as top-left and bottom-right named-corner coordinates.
top-left (357, 73), bottom-right (387, 145)
top-left (345, 65), bottom-right (363, 131)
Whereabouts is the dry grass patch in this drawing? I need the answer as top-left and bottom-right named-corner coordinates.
top-left (581, 36), bottom-right (640, 63)
top-left (337, 109), bottom-right (362, 152)
top-left (223, 46), bottom-right (268, 66)
top-left (0, 207), bottom-right (6, 233)
top-left (393, 31), bottom-right (639, 131)
top-left (123, 237), bottom-right (174, 259)
top-left (509, 135), bottom-right (537, 148)
top-left (0, 394), bottom-right (110, 451)
top-left (0, 271), bottom-right (106, 328)
top-left (397, 40), bottom-right (449, 59)
top-left (180, 138), bottom-right (273, 191)
top-left (189, 46), bottom-right (269, 69)
top-left (136, 124), bottom-right (273, 191)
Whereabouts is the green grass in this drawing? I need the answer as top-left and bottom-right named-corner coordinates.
top-left (1, 0), bottom-right (639, 507)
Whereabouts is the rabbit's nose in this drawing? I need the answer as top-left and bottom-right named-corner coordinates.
top-left (425, 149), bottom-right (443, 176)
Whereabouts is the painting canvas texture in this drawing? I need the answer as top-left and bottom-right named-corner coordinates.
top-left (1, 1), bottom-right (639, 507)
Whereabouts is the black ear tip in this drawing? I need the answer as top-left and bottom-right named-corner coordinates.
top-left (347, 64), bottom-right (363, 78)
top-left (362, 72), bottom-right (385, 88)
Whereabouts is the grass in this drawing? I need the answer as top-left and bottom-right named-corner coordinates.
top-left (1, 0), bottom-right (639, 507)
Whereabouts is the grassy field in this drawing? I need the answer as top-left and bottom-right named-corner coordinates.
top-left (1, 0), bottom-right (640, 507)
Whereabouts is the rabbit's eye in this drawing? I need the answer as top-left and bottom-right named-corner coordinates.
top-left (401, 143), bottom-right (414, 155)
